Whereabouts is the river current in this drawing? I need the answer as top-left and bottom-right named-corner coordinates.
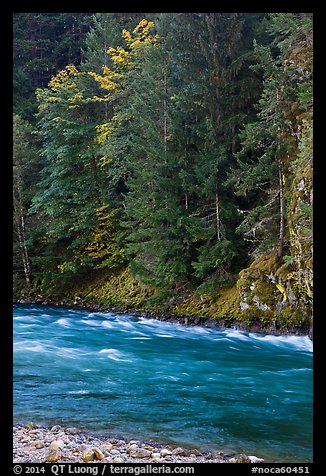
top-left (13, 304), bottom-right (313, 462)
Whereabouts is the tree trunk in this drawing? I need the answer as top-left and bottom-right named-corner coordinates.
top-left (205, 14), bottom-right (222, 128)
top-left (14, 202), bottom-right (31, 285)
top-left (104, 39), bottom-right (108, 120)
top-left (184, 137), bottom-right (189, 211)
top-left (276, 89), bottom-right (285, 259)
top-left (231, 125), bottom-right (237, 154)
top-left (216, 190), bottom-right (221, 241)
top-left (163, 71), bottom-right (168, 153)
top-left (163, 68), bottom-right (168, 209)
top-left (277, 159), bottom-right (285, 258)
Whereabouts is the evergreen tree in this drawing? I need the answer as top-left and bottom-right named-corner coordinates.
top-left (13, 12), bottom-right (312, 305)
top-left (30, 65), bottom-right (124, 281)
top-left (122, 20), bottom-right (198, 285)
top-left (114, 13), bottom-right (263, 287)
top-left (232, 13), bottom-right (313, 264)
top-left (13, 13), bottom-right (91, 120)
top-left (82, 13), bottom-right (147, 73)
top-left (162, 13), bottom-right (262, 285)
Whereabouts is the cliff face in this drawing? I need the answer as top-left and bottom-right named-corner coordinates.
top-left (235, 253), bottom-right (312, 335)
top-left (287, 133), bottom-right (313, 310)
top-left (234, 113), bottom-right (313, 335)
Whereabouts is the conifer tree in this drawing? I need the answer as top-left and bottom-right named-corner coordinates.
top-left (160, 13), bottom-right (262, 285)
top-left (82, 13), bottom-right (147, 73)
top-left (13, 12), bottom-right (312, 304)
top-left (30, 65), bottom-right (124, 280)
top-left (232, 13), bottom-right (313, 265)
top-left (13, 13), bottom-right (91, 121)
top-left (122, 24), bottom-right (198, 285)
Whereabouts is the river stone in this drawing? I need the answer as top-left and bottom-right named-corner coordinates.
top-left (113, 457), bottom-right (124, 463)
top-left (82, 448), bottom-right (95, 462)
top-left (213, 451), bottom-right (224, 458)
top-left (110, 449), bottom-right (121, 456)
top-left (160, 448), bottom-right (172, 456)
top-left (126, 444), bottom-right (138, 453)
top-left (49, 439), bottom-right (65, 451)
top-left (205, 319), bottom-right (218, 328)
top-left (151, 452), bottom-right (161, 461)
top-left (172, 447), bottom-right (189, 456)
top-left (65, 427), bottom-right (80, 435)
top-left (248, 455), bottom-right (264, 463)
top-left (229, 454), bottom-right (251, 463)
top-left (51, 425), bottom-right (61, 432)
top-left (46, 450), bottom-right (62, 462)
top-left (28, 429), bottom-right (41, 435)
top-left (100, 443), bottom-right (113, 455)
top-left (309, 325), bottom-right (313, 340)
top-left (94, 447), bottom-right (105, 460)
top-left (190, 448), bottom-right (201, 456)
top-left (143, 444), bottom-right (155, 451)
top-left (129, 447), bottom-right (152, 458)
top-left (68, 455), bottom-right (78, 462)
top-left (32, 441), bottom-right (44, 449)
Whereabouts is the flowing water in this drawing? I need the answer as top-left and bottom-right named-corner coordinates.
top-left (13, 304), bottom-right (313, 462)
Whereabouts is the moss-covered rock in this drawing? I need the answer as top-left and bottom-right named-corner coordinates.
top-left (14, 259), bottom-right (312, 335)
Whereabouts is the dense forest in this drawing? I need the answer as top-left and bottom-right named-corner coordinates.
top-left (13, 12), bottom-right (313, 333)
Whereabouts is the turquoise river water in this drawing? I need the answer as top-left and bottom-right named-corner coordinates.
top-left (13, 304), bottom-right (313, 462)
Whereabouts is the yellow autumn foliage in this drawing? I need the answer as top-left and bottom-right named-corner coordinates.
top-left (48, 65), bottom-right (83, 92)
top-left (87, 19), bottom-right (158, 148)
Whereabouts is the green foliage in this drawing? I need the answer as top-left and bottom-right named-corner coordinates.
top-left (13, 12), bottom-right (313, 317)
top-left (29, 64), bottom-right (124, 282)
top-left (13, 13), bottom-right (92, 121)
top-left (230, 12), bottom-right (313, 267)
top-left (82, 13), bottom-right (148, 73)
top-left (119, 13), bottom-right (263, 286)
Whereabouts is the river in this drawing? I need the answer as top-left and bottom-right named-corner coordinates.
top-left (13, 304), bottom-right (313, 462)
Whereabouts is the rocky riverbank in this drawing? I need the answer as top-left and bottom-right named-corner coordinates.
top-left (13, 424), bottom-right (265, 464)
top-left (13, 258), bottom-right (313, 340)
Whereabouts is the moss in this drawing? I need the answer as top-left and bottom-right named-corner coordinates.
top-left (257, 310), bottom-right (276, 326)
top-left (277, 306), bottom-right (311, 328)
top-left (250, 253), bottom-right (279, 273)
top-left (14, 261), bottom-right (312, 333)
top-left (275, 282), bottom-right (287, 300)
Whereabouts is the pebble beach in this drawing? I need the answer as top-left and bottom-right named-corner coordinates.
top-left (13, 424), bottom-right (265, 464)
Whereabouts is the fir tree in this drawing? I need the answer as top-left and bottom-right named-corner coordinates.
top-left (30, 65), bottom-right (124, 280)
top-left (232, 13), bottom-right (313, 265)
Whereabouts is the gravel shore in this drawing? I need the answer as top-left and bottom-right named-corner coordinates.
top-left (13, 424), bottom-right (265, 464)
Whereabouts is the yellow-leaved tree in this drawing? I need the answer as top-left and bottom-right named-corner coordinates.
top-left (87, 19), bottom-right (158, 148)
top-left (80, 19), bottom-right (158, 270)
